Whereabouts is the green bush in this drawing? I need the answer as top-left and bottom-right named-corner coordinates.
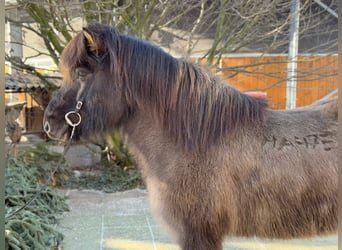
top-left (65, 156), bottom-right (144, 192)
top-left (65, 131), bottom-right (144, 192)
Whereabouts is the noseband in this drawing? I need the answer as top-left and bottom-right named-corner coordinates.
top-left (64, 51), bottom-right (109, 137)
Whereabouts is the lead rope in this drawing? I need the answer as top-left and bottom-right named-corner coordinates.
top-left (5, 106), bottom-right (82, 220)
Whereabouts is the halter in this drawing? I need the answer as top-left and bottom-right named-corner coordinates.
top-left (64, 51), bottom-right (109, 136)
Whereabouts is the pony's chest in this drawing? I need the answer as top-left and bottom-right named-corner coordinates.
top-left (126, 139), bottom-right (181, 178)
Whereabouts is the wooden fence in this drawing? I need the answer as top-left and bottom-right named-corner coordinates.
top-left (217, 54), bottom-right (338, 109)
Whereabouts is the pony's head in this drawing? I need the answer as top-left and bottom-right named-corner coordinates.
top-left (43, 23), bottom-right (130, 142)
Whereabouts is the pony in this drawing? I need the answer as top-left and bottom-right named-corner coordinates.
top-left (43, 23), bottom-right (337, 250)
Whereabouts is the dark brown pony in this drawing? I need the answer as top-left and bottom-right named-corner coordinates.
top-left (43, 23), bottom-right (337, 250)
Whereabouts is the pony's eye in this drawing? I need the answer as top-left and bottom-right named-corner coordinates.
top-left (75, 68), bottom-right (89, 80)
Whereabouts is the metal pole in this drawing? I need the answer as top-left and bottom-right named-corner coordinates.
top-left (286, 0), bottom-right (300, 110)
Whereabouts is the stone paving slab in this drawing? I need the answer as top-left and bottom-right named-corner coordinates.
top-left (57, 189), bottom-right (337, 250)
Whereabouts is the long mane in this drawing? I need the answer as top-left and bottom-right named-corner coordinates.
top-left (60, 23), bottom-right (268, 151)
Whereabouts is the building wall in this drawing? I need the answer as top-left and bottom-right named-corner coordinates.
top-left (219, 54), bottom-right (338, 109)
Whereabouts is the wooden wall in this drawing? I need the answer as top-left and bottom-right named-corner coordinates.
top-left (217, 54), bottom-right (338, 109)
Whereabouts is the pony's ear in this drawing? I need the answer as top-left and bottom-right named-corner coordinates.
top-left (82, 27), bottom-right (99, 54)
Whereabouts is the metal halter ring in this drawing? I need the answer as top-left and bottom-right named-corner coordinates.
top-left (65, 111), bottom-right (82, 127)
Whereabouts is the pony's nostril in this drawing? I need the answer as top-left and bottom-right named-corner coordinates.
top-left (43, 121), bottom-right (51, 134)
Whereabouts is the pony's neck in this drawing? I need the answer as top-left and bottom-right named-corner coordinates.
top-left (121, 37), bottom-right (267, 151)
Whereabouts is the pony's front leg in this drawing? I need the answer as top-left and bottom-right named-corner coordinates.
top-left (177, 224), bottom-right (224, 250)
top-left (146, 177), bottom-right (225, 250)
top-left (150, 195), bottom-right (225, 250)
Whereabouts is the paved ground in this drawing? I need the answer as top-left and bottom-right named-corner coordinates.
top-left (57, 189), bottom-right (337, 250)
